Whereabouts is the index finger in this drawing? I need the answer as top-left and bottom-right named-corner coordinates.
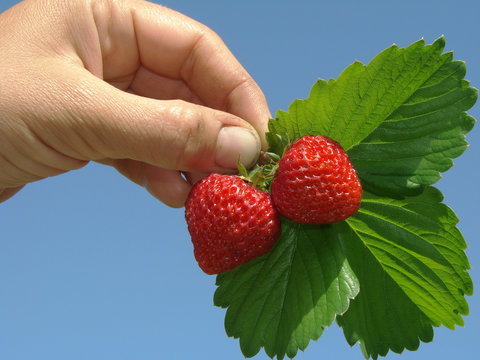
top-left (130, 0), bottom-right (271, 146)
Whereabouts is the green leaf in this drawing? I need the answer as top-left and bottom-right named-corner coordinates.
top-left (267, 37), bottom-right (477, 196)
top-left (217, 37), bottom-right (475, 359)
top-left (267, 37), bottom-right (469, 154)
top-left (214, 219), bottom-right (359, 359)
top-left (348, 57), bottom-right (477, 197)
top-left (336, 222), bottom-right (434, 359)
top-left (337, 187), bottom-right (472, 359)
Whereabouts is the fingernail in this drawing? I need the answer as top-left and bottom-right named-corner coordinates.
top-left (216, 126), bottom-right (260, 169)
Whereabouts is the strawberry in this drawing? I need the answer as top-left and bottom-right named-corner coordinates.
top-left (271, 135), bottom-right (362, 224)
top-left (185, 174), bottom-right (281, 274)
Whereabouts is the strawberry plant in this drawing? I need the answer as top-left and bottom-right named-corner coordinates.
top-left (186, 37), bottom-right (477, 359)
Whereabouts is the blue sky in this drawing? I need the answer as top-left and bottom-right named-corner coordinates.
top-left (1, 0), bottom-right (479, 359)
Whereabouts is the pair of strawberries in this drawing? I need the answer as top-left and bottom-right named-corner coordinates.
top-left (185, 135), bottom-right (363, 274)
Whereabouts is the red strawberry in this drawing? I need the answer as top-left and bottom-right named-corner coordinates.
top-left (185, 174), bottom-right (281, 274)
top-left (271, 135), bottom-right (362, 224)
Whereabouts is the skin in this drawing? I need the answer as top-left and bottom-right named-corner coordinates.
top-left (0, 0), bottom-right (271, 207)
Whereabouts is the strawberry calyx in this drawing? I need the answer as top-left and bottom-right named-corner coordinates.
top-left (237, 152), bottom-right (279, 193)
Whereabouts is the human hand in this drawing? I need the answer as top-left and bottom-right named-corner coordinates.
top-left (0, 0), bottom-right (270, 206)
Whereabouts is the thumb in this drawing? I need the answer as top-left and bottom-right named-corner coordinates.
top-left (33, 68), bottom-right (262, 174)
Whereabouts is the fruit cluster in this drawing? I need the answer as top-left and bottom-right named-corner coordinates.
top-left (185, 135), bottom-right (362, 274)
